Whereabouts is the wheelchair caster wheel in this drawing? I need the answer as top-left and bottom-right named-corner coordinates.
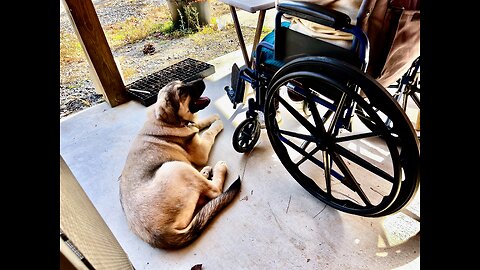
top-left (232, 117), bottom-right (261, 153)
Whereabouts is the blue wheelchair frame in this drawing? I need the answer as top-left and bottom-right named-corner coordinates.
top-left (224, 1), bottom-right (420, 217)
top-left (226, 6), bottom-right (370, 128)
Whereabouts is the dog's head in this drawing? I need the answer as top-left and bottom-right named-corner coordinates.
top-left (153, 79), bottom-right (210, 124)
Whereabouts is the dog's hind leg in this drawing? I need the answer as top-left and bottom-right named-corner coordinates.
top-left (210, 161), bottom-right (228, 193)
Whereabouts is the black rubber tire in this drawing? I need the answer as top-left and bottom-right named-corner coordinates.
top-left (232, 117), bottom-right (261, 153)
top-left (264, 56), bottom-right (420, 217)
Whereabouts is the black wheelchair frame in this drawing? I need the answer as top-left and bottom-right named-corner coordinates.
top-left (224, 1), bottom-right (420, 217)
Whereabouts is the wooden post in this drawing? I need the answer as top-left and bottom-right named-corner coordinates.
top-left (62, 0), bottom-right (130, 107)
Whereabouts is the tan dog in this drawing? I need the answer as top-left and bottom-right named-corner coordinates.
top-left (119, 79), bottom-right (241, 249)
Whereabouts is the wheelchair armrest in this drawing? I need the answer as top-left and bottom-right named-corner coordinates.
top-left (277, 1), bottom-right (351, 29)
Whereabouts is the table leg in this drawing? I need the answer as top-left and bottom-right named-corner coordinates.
top-left (250, 9), bottom-right (266, 68)
top-left (229, 6), bottom-right (250, 67)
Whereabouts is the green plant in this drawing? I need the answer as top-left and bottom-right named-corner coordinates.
top-left (177, 8), bottom-right (186, 31)
top-left (157, 21), bottom-right (175, 34)
top-left (173, 4), bottom-right (201, 32)
top-left (184, 4), bottom-right (200, 30)
top-left (167, 0), bottom-right (211, 31)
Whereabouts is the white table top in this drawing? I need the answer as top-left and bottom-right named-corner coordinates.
top-left (219, 0), bottom-right (276, 13)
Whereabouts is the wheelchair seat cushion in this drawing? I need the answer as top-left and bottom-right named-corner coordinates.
top-left (254, 22), bottom-right (291, 70)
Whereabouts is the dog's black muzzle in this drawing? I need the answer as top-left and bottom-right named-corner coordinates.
top-left (185, 79), bottom-right (210, 113)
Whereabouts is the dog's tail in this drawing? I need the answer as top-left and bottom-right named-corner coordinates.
top-left (157, 177), bottom-right (241, 249)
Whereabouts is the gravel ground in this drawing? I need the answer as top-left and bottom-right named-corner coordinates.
top-left (60, 0), bottom-right (260, 119)
top-left (60, 0), bottom-right (163, 33)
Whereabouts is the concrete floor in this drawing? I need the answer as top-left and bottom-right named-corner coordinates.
top-left (60, 49), bottom-right (420, 269)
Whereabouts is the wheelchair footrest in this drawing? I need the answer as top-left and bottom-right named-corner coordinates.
top-left (225, 63), bottom-right (246, 108)
top-left (224, 86), bottom-right (237, 107)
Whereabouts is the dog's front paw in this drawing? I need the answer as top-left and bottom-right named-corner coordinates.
top-left (210, 119), bottom-right (224, 133)
top-left (204, 114), bottom-right (220, 126)
top-left (211, 114), bottom-right (220, 122)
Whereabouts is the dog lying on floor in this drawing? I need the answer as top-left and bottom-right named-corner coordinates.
top-left (119, 79), bottom-right (241, 249)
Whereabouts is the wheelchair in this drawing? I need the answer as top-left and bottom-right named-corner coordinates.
top-left (224, 0), bottom-right (420, 217)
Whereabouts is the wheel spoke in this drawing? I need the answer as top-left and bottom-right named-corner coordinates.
top-left (333, 143), bottom-right (395, 183)
top-left (411, 92), bottom-right (421, 108)
top-left (279, 135), bottom-right (344, 180)
top-left (330, 151), bottom-right (372, 207)
top-left (323, 150), bottom-right (332, 195)
top-left (303, 90), bottom-right (328, 136)
top-left (278, 129), bottom-right (316, 142)
top-left (296, 146), bottom-right (321, 166)
top-left (277, 95), bottom-right (320, 137)
top-left (334, 130), bottom-right (383, 142)
top-left (322, 109), bottom-right (334, 123)
top-left (355, 107), bottom-right (401, 139)
top-left (245, 123), bottom-right (254, 133)
top-left (301, 141), bottom-right (312, 150)
top-left (239, 131), bottom-right (248, 142)
top-left (327, 93), bottom-right (347, 135)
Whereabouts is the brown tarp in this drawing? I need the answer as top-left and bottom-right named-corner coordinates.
top-left (357, 0), bottom-right (420, 87)
top-left (279, 0), bottom-right (420, 87)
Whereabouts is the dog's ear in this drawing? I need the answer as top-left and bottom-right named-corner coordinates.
top-left (153, 100), bottom-right (164, 120)
top-left (183, 79), bottom-right (205, 98)
top-left (154, 82), bottom-right (180, 123)
top-left (176, 84), bottom-right (189, 100)
top-left (185, 78), bottom-right (205, 90)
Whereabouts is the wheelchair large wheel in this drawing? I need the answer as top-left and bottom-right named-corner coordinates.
top-left (264, 56), bottom-right (420, 217)
top-left (232, 117), bottom-right (261, 153)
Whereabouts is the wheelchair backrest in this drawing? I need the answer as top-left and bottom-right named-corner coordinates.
top-left (274, 19), bottom-right (362, 68)
top-left (274, 1), bottom-right (368, 71)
